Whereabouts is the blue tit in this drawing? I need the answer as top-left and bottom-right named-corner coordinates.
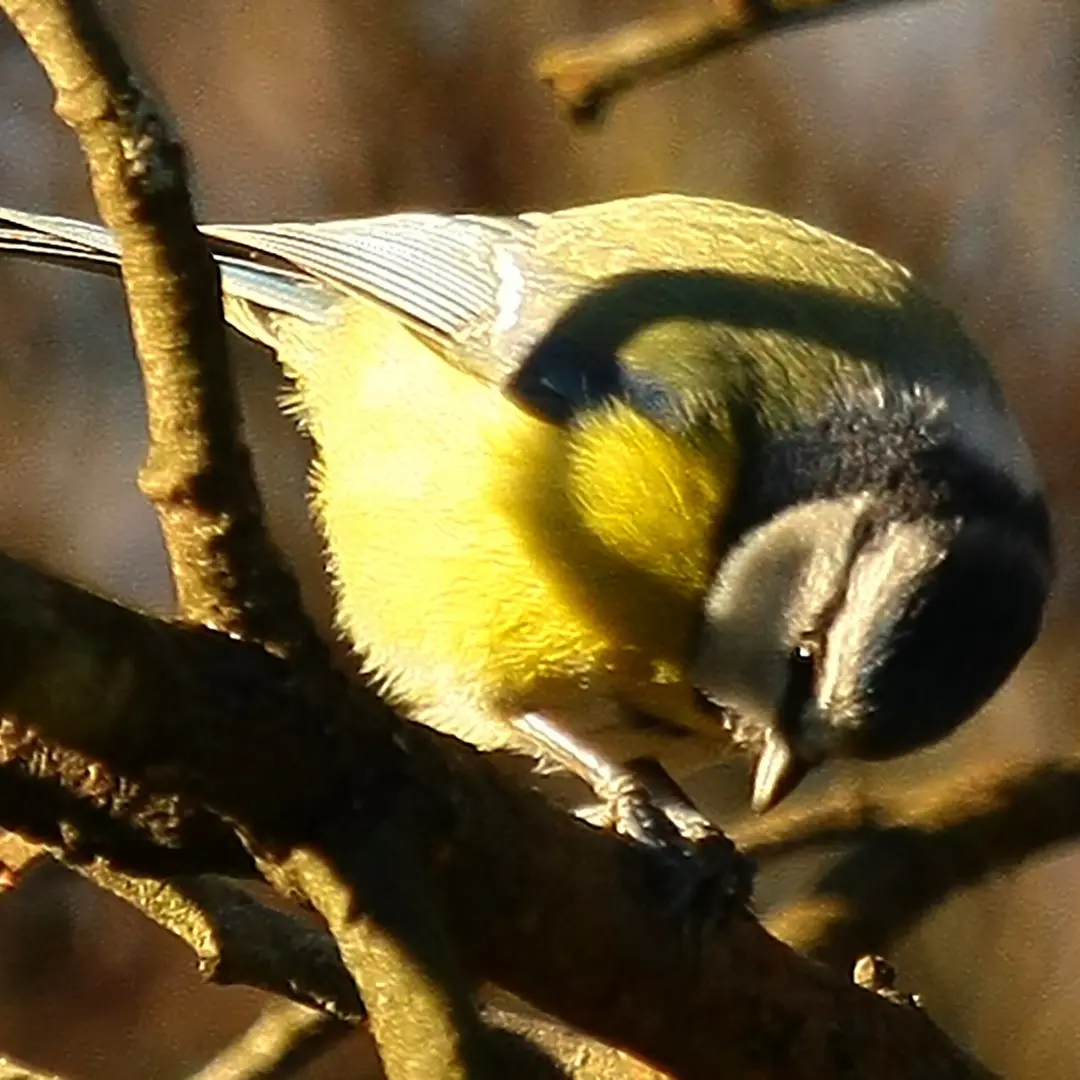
top-left (0, 194), bottom-right (1053, 813)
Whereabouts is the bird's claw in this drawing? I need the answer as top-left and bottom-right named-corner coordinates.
top-left (577, 772), bottom-right (755, 924)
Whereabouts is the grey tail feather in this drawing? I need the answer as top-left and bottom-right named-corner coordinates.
top-left (0, 211), bottom-right (336, 328)
top-left (0, 228), bottom-right (123, 275)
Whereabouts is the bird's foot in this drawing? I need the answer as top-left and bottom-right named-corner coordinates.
top-left (511, 712), bottom-right (754, 921)
top-left (577, 762), bottom-right (755, 923)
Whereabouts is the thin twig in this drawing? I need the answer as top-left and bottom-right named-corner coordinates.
top-left (286, 838), bottom-right (494, 1080)
top-left (187, 1000), bottom-right (351, 1080)
top-left (763, 757), bottom-right (1080, 964)
top-left (0, 1058), bottom-right (68, 1080)
top-left (78, 862), bottom-right (365, 1023)
top-left (535, 0), bottom-right (917, 123)
top-left (0, 0), bottom-right (322, 661)
top-left (733, 786), bottom-right (886, 861)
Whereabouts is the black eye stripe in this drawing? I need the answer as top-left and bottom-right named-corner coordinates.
top-left (779, 640), bottom-right (817, 736)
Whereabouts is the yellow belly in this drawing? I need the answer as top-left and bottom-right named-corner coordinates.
top-left (294, 307), bottom-right (735, 753)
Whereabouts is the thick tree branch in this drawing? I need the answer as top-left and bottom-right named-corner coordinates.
top-left (0, 548), bottom-right (996, 1078)
top-left (535, 0), bottom-right (917, 123)
top-left (0, 553), bottom-right (363, 835)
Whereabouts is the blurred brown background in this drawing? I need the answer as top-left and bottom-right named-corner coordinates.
top-left (0, 1), bottom-right (1076, 1076)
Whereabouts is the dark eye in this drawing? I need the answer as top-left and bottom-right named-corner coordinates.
top-left (780, 639), bottom-right (818, 733)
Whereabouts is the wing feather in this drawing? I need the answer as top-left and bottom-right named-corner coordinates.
top-left (204, 213), bottom-right (539, 341)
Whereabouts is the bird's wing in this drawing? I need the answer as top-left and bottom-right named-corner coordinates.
top-left (0, 208), bottom-right (552, 338)
top-left (0, 206), bottom-right (653, 422)
top-left (204, 214), bottom-right (542, 342)
top-left (0, 208), bottom-right (584, 385)
top-left (204, 214), bottom-right (604, 397)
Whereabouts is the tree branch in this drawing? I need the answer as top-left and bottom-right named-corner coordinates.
top-left (285, 841), bottom-right (493, 1080)
top-left (0, 3), bottom-right (493, 1076)
top-left (0, 546), bottom-right (997, 1078)
top-left (78, 862), bottom-right (366, 1023)
top-left (0, 0), bottom-right (322, 661)
top-left (535, 0), bottom-right (919, 123)
top-left (760, 757), bottom-right (1080, 964)
top-left (187, 1001), bottom-right (351, 1080)
top-left (0, 1), bottom-right (1039, 1077)
top-left (0, 702), bottom-right (250, 878)
top-left (482, 1004), bottom-right (668, 1080)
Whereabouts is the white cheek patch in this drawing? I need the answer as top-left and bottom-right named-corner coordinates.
top-left (696, 496), bottom-right (870, 718)
top-left (816, 518), bottom-right (947, 726)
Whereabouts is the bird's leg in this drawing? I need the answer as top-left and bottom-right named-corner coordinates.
top-left (511, 713), bottom-right (754, 915)
top-left (511, 711), bottom-right (673, 845)
top-left (617, 756), bottom-right (719, 843)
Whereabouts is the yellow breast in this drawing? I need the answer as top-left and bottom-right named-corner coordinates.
top-left (296, 304), bottom-right (736, 738)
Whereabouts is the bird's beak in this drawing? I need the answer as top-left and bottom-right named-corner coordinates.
top-left (751, 729), bottom-right (808, 813)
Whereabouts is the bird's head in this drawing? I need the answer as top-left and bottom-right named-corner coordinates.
top-left (691, 493), bottom-right (1051, 812)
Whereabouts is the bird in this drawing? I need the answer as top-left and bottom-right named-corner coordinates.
top-left (0, 194), bottom-right (1053, 822)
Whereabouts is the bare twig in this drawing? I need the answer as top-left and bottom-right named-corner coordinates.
top-left (0, 0), bottom-right (322, 661)
top-left (187, 1000), bottom-right (351, 1080)
top-left (0, 1058), bottom-right (68, 1080)
top-left (763, 757), bottom-right (1080, 964)
top-left (535, 0), bottom-right (916, 123)
top-left (733, 785), bottom-right (886, 861)
top-left (78, 863), bottom-right (365, 1023)
top-left (286, 839), bottom-right (493, 1080)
